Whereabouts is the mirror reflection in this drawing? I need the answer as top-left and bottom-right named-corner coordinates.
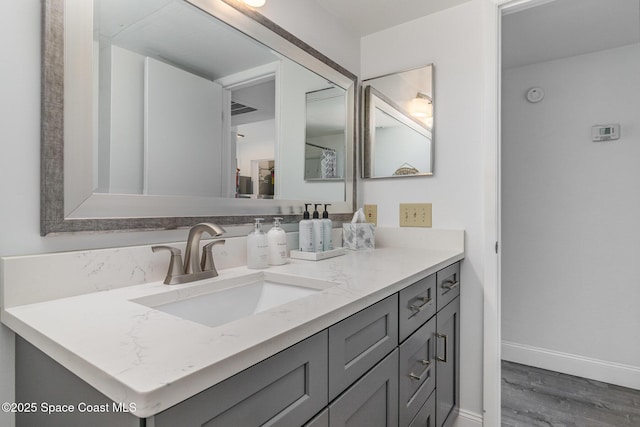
top-left (93, 0), bottom-right (347, 200)
top-left (362, 64), bottom-right (434, 178)
top-left (304, 87), bottom-right (346, 181)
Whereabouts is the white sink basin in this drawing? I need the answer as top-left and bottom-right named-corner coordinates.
top-left (132, 271), bottom-right (333, 328)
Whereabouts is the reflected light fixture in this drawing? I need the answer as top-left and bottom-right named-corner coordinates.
top-left (240, 0), bottom-right (266, 7)
top-left (409, 92), bottom-right (433, 119)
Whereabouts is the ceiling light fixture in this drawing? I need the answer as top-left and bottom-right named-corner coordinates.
top-left (240, 0), bottom-right (266, 7)
top-left (409, 92), bottom-right (433, 119)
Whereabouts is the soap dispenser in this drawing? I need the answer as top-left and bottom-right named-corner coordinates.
top-left (247, 218), bottom-right (268, 269)
top-left (267, 217), bottom-right (287, 265)
top-left (312, 204), bottom-right (324, 252)
top-left (322, 204), bottom-right (333, 251)
top-left (299, 204), bottom-right (314, 252)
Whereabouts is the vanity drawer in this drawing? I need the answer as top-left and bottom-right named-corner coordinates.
top-left (436, 262), bottom-right (460, 311)
top-left (399, 316), bottom-right (436, 427)
top-left (152, 330), bottom-right (328, 427)
top-left (399, 274), bottom-right (436, 342)
top-left (328, 294), bottom-right (398, 400)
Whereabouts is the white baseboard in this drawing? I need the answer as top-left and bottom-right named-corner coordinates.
top-left (502, 341), bottom-right (640, 390)
top-left (453, 408), bottom-right (483, 427)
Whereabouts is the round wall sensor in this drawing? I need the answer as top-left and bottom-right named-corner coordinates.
top-left (526, 87), bottom-right (544, 103)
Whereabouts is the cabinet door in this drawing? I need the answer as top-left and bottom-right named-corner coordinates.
top-left (15, 337), bottom-right (142, 427)
top-left (152, 330), bottom-right (328, 427)
top-left (329, 349), bottom-right (399, 427)
top-left (408, 391), bottom-right (436, 427)
top-left (399, 274), bottom-right (436, 342)
top-left (399, 317), bottom-right (436, 427)
top-left (328, 294), bottom-right (398, 400)
top-left (435, 297), bottom-right (460, 427)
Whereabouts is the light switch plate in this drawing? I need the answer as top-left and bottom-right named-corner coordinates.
top-left (363, 204), bottom-right (377, 225)
top-left (399, 203), bottom-right (432, 227)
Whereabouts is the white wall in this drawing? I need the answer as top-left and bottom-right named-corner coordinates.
top-left (0, 2), bottom-right (360, 426)
top-left (501, 43), bottom-right (640, 388)
top-left (361, 1), bottom-right (487, 420)
top-left (144, 57), bottom-right (224, 197)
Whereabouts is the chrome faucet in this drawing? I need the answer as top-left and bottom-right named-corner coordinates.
top-left (152, 222), bottom-right (226, 285)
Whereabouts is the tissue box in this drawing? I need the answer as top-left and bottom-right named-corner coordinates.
top-left (342, 223), bottom-right (375, 250)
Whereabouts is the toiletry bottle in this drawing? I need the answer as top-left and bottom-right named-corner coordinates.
top-left (322, 204), bottom-right (333, 251)
top-left (299, 204), bottom-right (314, 252)
top-left (247, 218), bottom-right (268, 269)
top-left (267, 217), bottom-right (287, 265)
top-left (312, 204), bottom-right (324, 252)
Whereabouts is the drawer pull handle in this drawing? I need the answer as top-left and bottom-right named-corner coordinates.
top-left (436, 333), bottom-right (448, 363)
top-left (409, 359), bottom-right (432, 381)
top-left (410, 296), bottom-right (432, 314)
top-left (441, 280), bottom-right (459, 293)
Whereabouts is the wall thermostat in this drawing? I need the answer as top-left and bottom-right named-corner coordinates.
top-left (591, 124), bottom-right (620, 142)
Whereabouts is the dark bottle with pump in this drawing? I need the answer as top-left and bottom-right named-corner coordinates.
top-left (299, 204), bottom-right (314, 252)
top-left (312, 204), bottom-right (324, 252)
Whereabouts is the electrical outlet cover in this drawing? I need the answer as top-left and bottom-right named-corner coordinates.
top-left (363, 204), bottom-right (377, 225)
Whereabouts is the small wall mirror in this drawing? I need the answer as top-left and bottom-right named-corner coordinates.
top-left (362, 64), bottom-right (434, 178)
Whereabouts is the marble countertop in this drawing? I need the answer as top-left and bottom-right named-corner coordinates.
top-left (2, 244), bottom-right (463, 418)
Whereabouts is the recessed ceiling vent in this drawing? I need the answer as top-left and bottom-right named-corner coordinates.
top-left (231, 101), bottom-right (258, 116)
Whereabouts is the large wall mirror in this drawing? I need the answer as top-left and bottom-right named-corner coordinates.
top-left (361, 64), bottom-right (434, 178)
top-left (41, 0), bottom-right (356, 235)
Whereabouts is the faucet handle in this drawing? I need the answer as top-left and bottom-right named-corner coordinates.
top-left (201, 240), bottom-right (225, 276)
top-left (152, 246), bottom-right (186, 285)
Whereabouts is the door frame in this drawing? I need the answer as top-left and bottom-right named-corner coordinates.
top-left (482, 0), bottom-right (558, 425)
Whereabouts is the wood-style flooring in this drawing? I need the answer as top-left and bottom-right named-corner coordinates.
top-left (501, 361), bottom-right (640, 426)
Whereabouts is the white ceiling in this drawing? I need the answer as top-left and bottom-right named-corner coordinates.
top-left (502, 0), bottom-right (640, 69)
top-left (311, 0), bottom-right (472, 36)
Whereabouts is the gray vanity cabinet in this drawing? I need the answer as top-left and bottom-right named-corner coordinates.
top-left (435, 297), bottom-right (460, 427)
top-left (328, 294), bottom-right (398, 400)
top-left (397, 262), bottom-right (461, 427)
top-left (15, 262), bottom-right (461, 427)
top-left (328, 349), bottom-right (399, 427)
top-left (151, 330), bottom-right (328, 427)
